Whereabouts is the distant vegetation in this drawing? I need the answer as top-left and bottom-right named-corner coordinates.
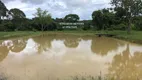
top-left (0, 0), bottom-right (142, 33)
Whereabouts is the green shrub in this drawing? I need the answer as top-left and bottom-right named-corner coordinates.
top-left (82, 26), bottom-right (90, 30)
top-left (135, 20), bottom-right (142, 30)
top-left (0, 21), bottom-right (15, 31)
top-left (131, 24), bottom-right (136, 30)
top-left (5, 22), bottom-right (15, 31)
top-left (0, 24), bottom-right (5, 31)
top-left (113, 23), bottom-right (126, 30)
top-left (32, 28), bottom-right (37, 32)
top-left (107, 27), bottom-right (113, 31)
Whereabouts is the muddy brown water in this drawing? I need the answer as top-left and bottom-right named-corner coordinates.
top-left (0, 34), bottom-right (142, 80)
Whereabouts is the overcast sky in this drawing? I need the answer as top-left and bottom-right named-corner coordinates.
top-left (2, 0), bottom-right (111, 20)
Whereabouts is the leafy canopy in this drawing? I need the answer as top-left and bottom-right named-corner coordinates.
top-left (111, 0), bottom-right (142, 33)
top-left (0, 0), bottom-right (8, 19)
top-left (33, 8), bottom-right (52, 31)
top-left (64, 14), bottom-right (80, 22)
top-left (9, 8), bottom-right (26, 19)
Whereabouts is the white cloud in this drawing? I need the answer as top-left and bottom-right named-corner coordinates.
top-left (2, 0), bottom-right (111, 20)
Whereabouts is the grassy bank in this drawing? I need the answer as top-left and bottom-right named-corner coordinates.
top-left (0, 30), bottom-right (141, 44)
top-left (0, 31), bottom-right (41, 40)
top-left (44, 30), bottom-right (142, 44)
top-left (104, 30), bottom-right (142, 44)
top-left (0, 31), bottom-right (96, 40)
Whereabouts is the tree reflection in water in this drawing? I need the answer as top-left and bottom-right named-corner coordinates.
top-left (108, 44), bottom-right (142, 80)
top-left (9, 39), bottom-right (27, 53)
top-left (32, 34), bottom-right (82, 53)
top-left (91, 37), bottom-right (124, 56)
top-left (32, 34), bottom-right (54, 53)
top-left (32, 34), bottom-right (126, 55)
top-left (0, 34), bottom-right (142, 80)
top-left (0, 44), bottom-right (9, 62)
top-left (0, 38), bottom-right (28, 62)
top-left (64, 35), bottom-right (81, 48)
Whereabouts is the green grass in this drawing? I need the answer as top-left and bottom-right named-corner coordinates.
top-left (44, 30), bottom-right (142, 44)
top-left (0, 30), bottom-right (141, 44)
top-left (105, 30), bottom-right (142, 44)
top-left (0, 31), bottom-right (41, 40)
top-left (42, 30), bottom-right (97, 36)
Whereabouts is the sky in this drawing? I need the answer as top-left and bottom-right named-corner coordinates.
top-left (2, 0), bottom-right (111, 20)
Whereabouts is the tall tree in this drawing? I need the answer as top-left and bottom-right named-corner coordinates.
top-left (0, 0), bottom-right (8, 20)
top-left (9, 8), bottom-right (26, 30)
top-left (33, 8), bottom-right (52, 31)
top-left (102, 9), bottom-right (115, 29)
top-left (111, 0), bottom-right (142, 33)
top-left (64, 14), bottom-right (80, 22)
top-left (92, 10), bottom-right (103, 30)
top-left (9, 8), bottom-right (26, 19)
top-left (92, 9), bottom-right (115, 30)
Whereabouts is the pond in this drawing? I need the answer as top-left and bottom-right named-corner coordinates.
top-left (0, 34), bottom-right (142, 80)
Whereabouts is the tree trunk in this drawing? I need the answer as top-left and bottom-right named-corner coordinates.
top-left (127, 19), bottom-right (131, 34)
top-left (41, 25), bottom-right (44, 31)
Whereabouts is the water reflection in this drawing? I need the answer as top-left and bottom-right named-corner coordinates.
top-left (108, 44), bottom-right (142, 80)
top-left (32, 34), bottom-right (54, 53)
top-left (32, 34), bottom-right (82, 53)
top-left (63, 35), bottom-right (81, 48)
top-left (0, 38), bottom-right (28, 62)
top-left (0, 44), bottom-right (9, 62)
top-left (91, 37), bottom-right (124, 56)
top-left (0, 34), bottom-right (141, 80)
top-left (9, 39), bottom-right (27, 53)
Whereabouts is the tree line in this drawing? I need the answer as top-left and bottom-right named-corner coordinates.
top-left (0, 0), bottom-right (142, 33)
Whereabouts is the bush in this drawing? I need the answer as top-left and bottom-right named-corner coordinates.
top-left (135, 20), bottom-right (142, 30)
top-left (32, 28), bottom-right (37, 32)
top-left (131, 24), bottom-right (136, 30)
top-left (0, 24), bottom-right (5, 31)
top-left (107, 27), bottom-right (113, 31)
top-left (46, 22), bottom-right (57, 31)
top-left (113, 23), bottom-right (126, 30)
top-left (82, 26), bottom-right (90, 30)
top-left (0, 21), bottom-right (15, 31)
top-left (5, 22), bottom-right (15, 31)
